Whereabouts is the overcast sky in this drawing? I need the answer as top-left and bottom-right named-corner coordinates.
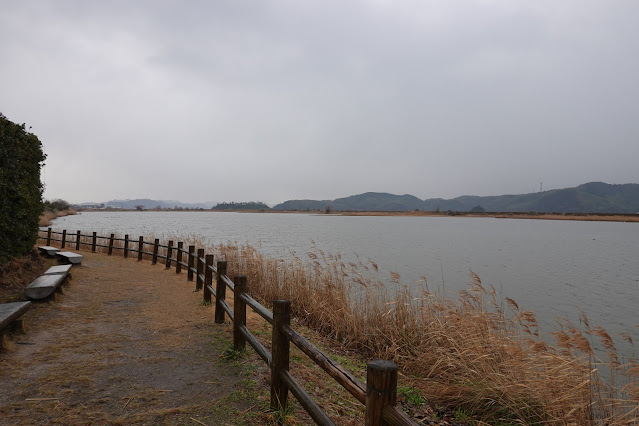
top-left (2, 1), bottom-right (638, 205)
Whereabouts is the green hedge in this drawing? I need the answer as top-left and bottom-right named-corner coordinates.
top-left (0, 113), bottom-right (46, 264)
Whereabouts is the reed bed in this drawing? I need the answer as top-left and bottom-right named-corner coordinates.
top-left (213, 242), bottom-right (638, 425)
top-left (38, 208), bottom-right (77, 227)
top-left (40, 230), bottom-right (638, 424)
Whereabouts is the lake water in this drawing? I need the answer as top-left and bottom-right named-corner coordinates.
top-left (49, 211), bottom-right (639, 354)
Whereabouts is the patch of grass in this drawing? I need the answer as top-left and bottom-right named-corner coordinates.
top-left (265, 401), bottom-right (297, 425)
top-left (454, 407), bottom-right (475, 424)
top-left (221, 346), bottom-right (247, 362)
top-left (398, 385), bottom-right (427, 407)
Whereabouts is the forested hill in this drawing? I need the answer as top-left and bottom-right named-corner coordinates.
top-left (272, 182), bottom-right (639, 213)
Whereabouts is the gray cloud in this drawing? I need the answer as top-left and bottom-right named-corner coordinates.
top-left (2, 1), bottom-right (637, 204)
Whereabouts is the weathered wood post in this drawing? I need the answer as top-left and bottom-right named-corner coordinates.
top-left (46, 228), bottom-right (52, 245)
top-left (365, 360), bottom-right (399, 426)
top-left (108, 233), bottom-right (115, 255)
top-left (196, 248), bottom-right (204, 290)
top-left (215, 261), bottom-right (228, 324)
top-left (124, 235), bottom-right (129, 258)
top-left (92, 232), bottom-right (97, 252)
top-left (137, 236), bottom-right (144, 261)
top-left (152, 238), bottom-right (159, 265)
top-left (233, 276), bottom-right (247, 351)
top-left (187, 245), bottom-right (195, 281)
top-left (271, 299), bottom-right (291, 411)
top-left (203, 255), bottom-right (214, 304)
top-left (176, 242), bottom-right (183, 274)
top-left (165, 240), bottom-right (174, 269)
top-left (75, 230), bottom-right (81, 250)
top-left (61, 230), bottom-right (67, 248)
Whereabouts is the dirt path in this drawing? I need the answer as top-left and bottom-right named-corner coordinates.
top-left (0, 252), bottom-right (263, 425)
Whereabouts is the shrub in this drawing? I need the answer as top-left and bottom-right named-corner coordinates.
top-left (0, 113), bottom-right (46, 264)
top-left (43, 198), bottom-right (70, 212)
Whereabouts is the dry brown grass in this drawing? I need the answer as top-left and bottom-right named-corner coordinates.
top-left (0, 251), bottom-right (48, 303)
top-left (210, 242), bottom-right (638, 425)
top-left (39, 208), bottom-right (77, 227)
top-left (37, 230), bottom-right (639, 424)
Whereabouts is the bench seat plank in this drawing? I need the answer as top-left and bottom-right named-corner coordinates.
top-left (25, 274), bottom-right (66, 300)
top-left (44, 265), bottom-right (73, 275)
top-left (56, 251), bottom-right (83, 264)
top-left (38, 246), bottom-right (60, 256)
top-left (0, 301), bottom-right (31, 331)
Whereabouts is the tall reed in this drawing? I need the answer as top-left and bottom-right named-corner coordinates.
top-left (213, 242), bottom-right (637, 425)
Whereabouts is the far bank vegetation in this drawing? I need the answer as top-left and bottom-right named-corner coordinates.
top-left (39, 198), bottom-right (77, 227)
top-left (212, 201), bottom-right (271, 211)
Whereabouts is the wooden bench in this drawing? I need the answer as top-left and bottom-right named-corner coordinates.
top-left (0, 301), bottom-right (31, 349)
top-left (55, 251), bottom-right (83, 265)
top-left (38, 246), bottom-right (60, 257)
top-left (25, 274), bottom-right (67, 300)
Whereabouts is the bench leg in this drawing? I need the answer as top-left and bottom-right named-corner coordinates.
top-left (11, 319), bottom-right (26, 333)
top-left (0, 332), bottom-right (7, 350)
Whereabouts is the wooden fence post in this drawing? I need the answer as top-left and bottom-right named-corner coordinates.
top-left (233, 276), bottom-right (247, 351)
top-left (61, 230), bottom-right (67, 248)
top-left (176, 242), bottom-right (183, 274)
top-left (108, 233), bottom-right (115, 255)
top-left (75, 230), bottom-right (81, 250)
top-left (203, 255), bottom-right (214, 304)
top-left (365, 360), bottom-right (398, 426)
top-left (47, 228), bottom-right (52, 245)
top-left (152, 238), bottom-right (159, 265)
top-left (196, 248), bottom-right (204, 290)
top-left (124, 235), bottom-right (129, 258)
top-left (187, 245), bottom-right (195, 281)
top-left (215, 261), bottom-right (228, 324)
top-left (138, 236), bottom-right (144, 261)
top-left (166, 240), bottom-right (174, 269)
top-left (92, 232), bottom-right (97, 252)
top-left (271, 299), bottom-right (291, 411)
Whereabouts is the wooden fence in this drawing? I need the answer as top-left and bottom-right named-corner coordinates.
top-left (39, 228), bottom-right (416, 426)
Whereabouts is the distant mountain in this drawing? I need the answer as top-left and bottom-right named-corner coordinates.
top-left (272, 182), bottom-right (639, 213)
top-left (80, 199), bottom-right (218, 210)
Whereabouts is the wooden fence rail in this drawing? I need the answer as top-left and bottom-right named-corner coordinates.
top-left (38, 228), bottom-right (416, 426)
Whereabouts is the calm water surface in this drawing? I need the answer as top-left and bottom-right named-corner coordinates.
top-left (51, 211), bottom-right (639, 351)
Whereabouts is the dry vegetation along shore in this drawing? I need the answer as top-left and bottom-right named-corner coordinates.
top-left (39, 208), bottom-right (77, 227)
top-left (213, 242), bottom-right (638, 425)
top-left (2, 230), bottom-right (638, 424)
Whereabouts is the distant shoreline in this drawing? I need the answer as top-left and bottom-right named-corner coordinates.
top-left (75, 208), bottom-right (639, 222)
top-left (334, 211), bottom-right (639, 222)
